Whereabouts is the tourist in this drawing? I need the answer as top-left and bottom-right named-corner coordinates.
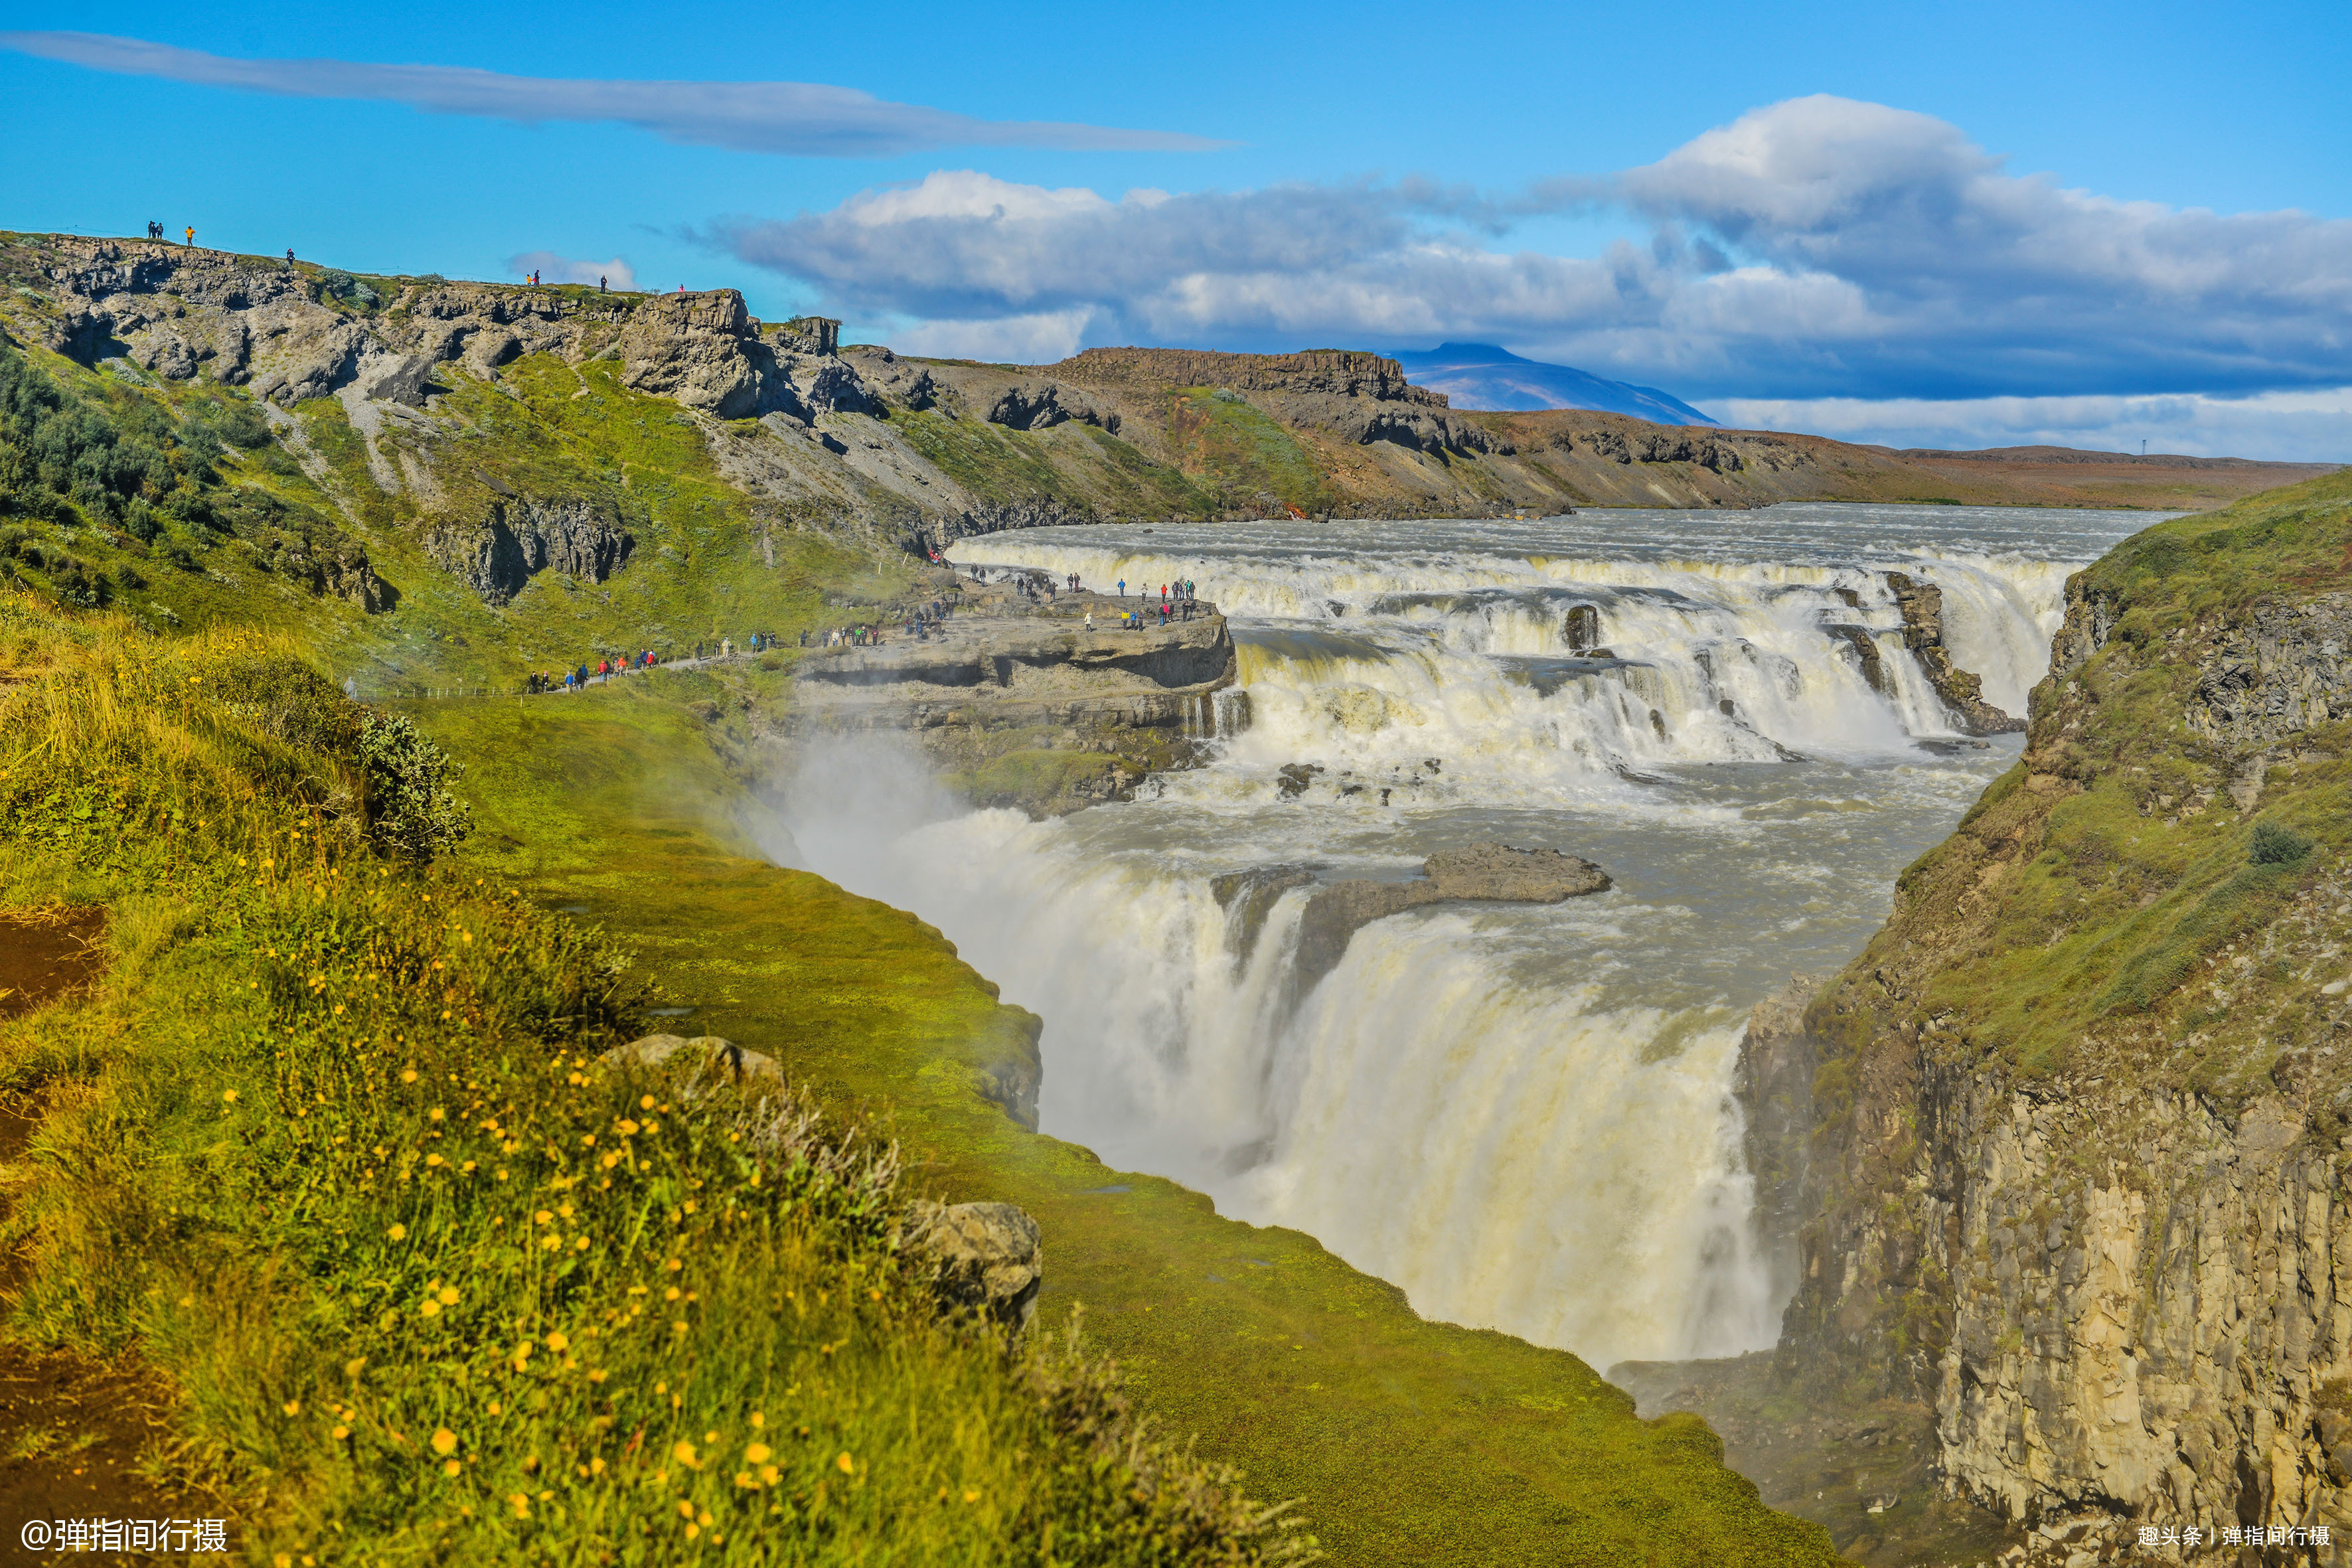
top-left (183, 226), bottom-right (195, 246)
top-left (1117, 578), bottom-right (1126, 599)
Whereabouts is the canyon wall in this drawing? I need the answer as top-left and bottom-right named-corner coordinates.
top-left (1768, 471), bottom-right (2352, 1557)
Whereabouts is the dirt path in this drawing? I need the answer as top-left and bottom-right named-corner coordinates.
top-left (0, 913), bottom-right (214, 1563)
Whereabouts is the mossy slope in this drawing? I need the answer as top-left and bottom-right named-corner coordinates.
top-left (0, 593), bottom-right (1314, 1563)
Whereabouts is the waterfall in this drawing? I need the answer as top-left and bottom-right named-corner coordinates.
top-left (773, 504), bottom-right (2159, 1371)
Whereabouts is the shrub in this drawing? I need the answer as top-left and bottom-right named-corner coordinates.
top-left (2251, 820), bottom-right (2315, 865)
top-left (318, 270), bottom-right (355, 299)
top-left (357, 710), bottom-right (473, 860)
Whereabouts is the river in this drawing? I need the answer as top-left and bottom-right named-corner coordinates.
top-left (773, 502), bottom-right (2160, 1372)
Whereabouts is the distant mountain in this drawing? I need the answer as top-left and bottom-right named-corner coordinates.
top-left (1390, 343), bottom-right (1719, 426)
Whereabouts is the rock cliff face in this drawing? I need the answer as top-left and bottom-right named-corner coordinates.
top-left (425, 498), bottom-right (634, 605)
top-left (1886, 570), bottom-right (2025, 736)
top-left (1764, 471), bottom-right (2352, 1557)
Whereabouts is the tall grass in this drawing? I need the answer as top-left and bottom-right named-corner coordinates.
top-left (0, 590), bottom-right (1314, 1565)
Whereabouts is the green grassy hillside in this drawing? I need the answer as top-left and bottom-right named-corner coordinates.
top-left (0, 597), bottom-right (1312, 1564)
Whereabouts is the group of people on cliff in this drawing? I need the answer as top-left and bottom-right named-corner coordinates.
top-left (1111, 578), bottom-right (1201, 629)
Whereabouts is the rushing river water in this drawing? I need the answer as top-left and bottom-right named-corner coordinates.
top-left (774, 503), bottom-right (2161, 1371)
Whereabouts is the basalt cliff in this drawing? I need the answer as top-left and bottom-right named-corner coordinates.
top-left (1729, 469), bottom-right (2352, 1565)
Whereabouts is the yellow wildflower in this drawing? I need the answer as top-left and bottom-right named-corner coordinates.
top-left (438, 1287), bottom-right (459, 1306)
top-left (509, 1494), bottom-right (530, 1520)
top-left (222, 1089), bottom-right (238, 1105)
top-left (672, 1440), bottom-right (698, 1466)
top-left (545, 1332), bottom-right (570, 1353)
top-left (431, 1429), bottom-right (458, 1456)
top-left (443, 1459), bottom-right (461, 1478)
top-left (836, 1452), bottom-right (854, 1474)
top-left (387, 1225), bottom-right (407, 1241)
top-left (744, 1442), bottom-right (771, 1466)
top-left (402, 1069), bottom-right (419, 1084)
top-left (420, 1299), bottom-right (442, 1318)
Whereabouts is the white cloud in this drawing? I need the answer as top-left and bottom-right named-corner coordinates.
top-left (711, 100), bottom-right (2352, 424)
top-left (0, 31), bottom-right (1229, 157)
top-left (1708, 387), bottom-right (2352, 463)
top-left (888, 309), bottom-right (1097, 364)
top-left (507, 251), bottom-right (634, 289)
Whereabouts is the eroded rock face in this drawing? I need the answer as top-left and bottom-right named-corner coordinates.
top-left (1733, 974), bottom-right (1824, 1314)
top-left (2185, 592), bottom-right (2352, 750)
top-left (619, 291), bottom-right (765, 417)
top-left (842, 345), bottom-right (938, 411)
top-left (985, 379), bottom-right (1118, 433)
top-left (907, 1200), bottom-right (1044, 1331)
top-left (1886, 570), bottom-right (2025, 736)
top-left (426, 497), bottom-right (633, 604)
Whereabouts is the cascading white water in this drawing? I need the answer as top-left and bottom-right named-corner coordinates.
top-left (775, 503), bottom-right (2163, 1371)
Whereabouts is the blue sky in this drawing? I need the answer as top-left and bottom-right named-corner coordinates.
top-left (2, 1), bottom-right (2346, 457)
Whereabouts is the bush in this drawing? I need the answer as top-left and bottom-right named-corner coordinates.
top-left (318, 270), bottom-right (355, 299)
top-left (358, 710), bottom-right (473, 860)
top-left (2251, 820), bottom-right (2315, 865)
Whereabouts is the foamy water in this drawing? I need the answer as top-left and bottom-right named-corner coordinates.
top-left (770, 503), bottom-right (2159, 1370)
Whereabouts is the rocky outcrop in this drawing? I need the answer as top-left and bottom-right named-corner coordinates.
top-left (1824, 624), bottom-right (1891, 695)
top-left (1886, 570), bottom-right (2025, 735)
top-left (985, 379), bottom-right (1119, 433)
top-left (906, 1200), bottom-right (1044, 1332)
top-left (2185, 592), bottom-right (2352, 751)
top-left (1300, 394), bottom-right (1494, 455)
top-left (618, 291), bottom-right (768, 418)
top-left (788, 574), bottom-right (1241, 816)
top-left (426, 497), bottom-right (633, 604)
top-left (1292, 844), bottom-right (1610, 987)
top-left (840, 345), bottom-right (938, 411)
top-left (600, 1031), bottom-right (785, 1089)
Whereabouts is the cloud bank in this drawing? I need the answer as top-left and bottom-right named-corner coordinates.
top-left (718, 97), bottom-right (2352, 423)
top-left (1709, 387), bottom-right (2352, 465)
top-left (0, 31), bottom-right (1228, 157)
